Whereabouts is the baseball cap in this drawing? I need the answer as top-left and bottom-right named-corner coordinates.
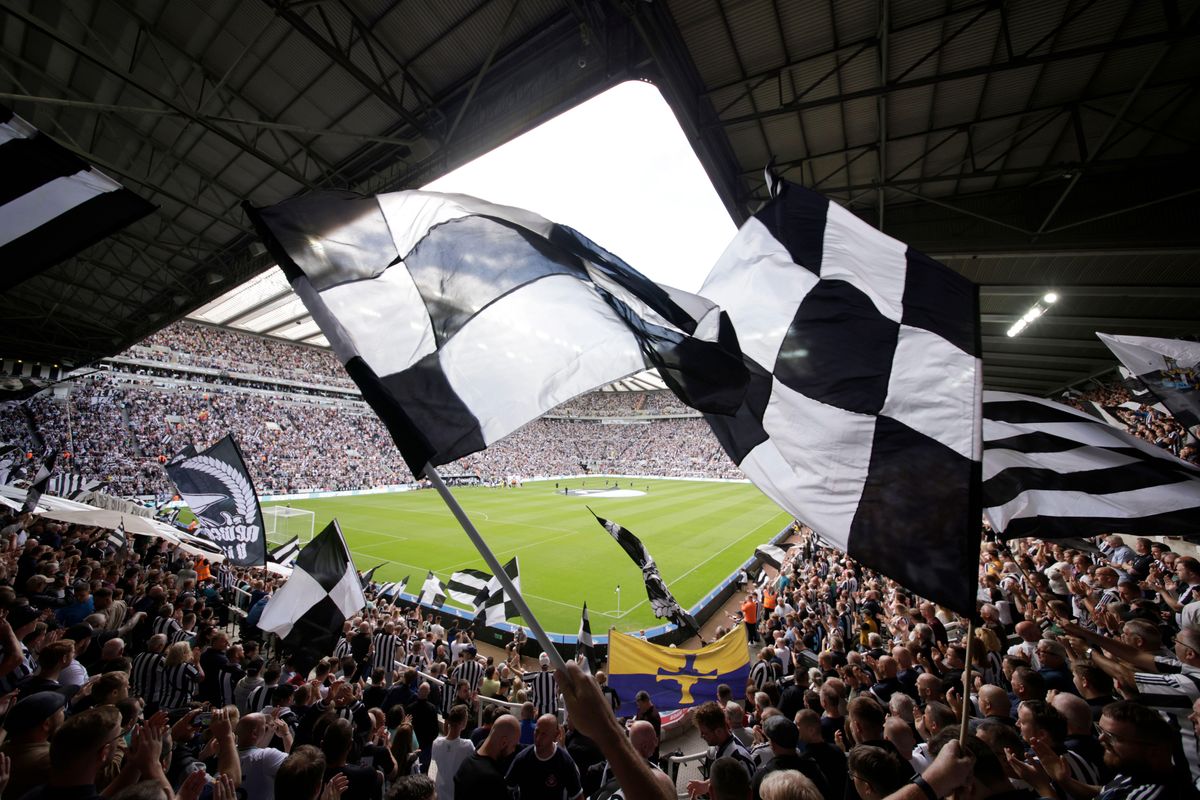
top-left (4, 691), bottom-right (68, 735)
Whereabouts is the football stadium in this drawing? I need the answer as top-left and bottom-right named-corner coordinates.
top-left (4, 2), bottom-right (1200, 798)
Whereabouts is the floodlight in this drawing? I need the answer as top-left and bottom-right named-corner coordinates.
top-left (1044, 292), bottom-right (1058, 304)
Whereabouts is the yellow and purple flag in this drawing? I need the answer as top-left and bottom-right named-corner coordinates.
top-left (608, 626), bottom-right (750, 714)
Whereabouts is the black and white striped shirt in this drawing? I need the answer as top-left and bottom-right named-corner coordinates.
top-left (152, 616), bottom-right (183, 640)
top-left (451, 659), bottom-right (484, 692)
top-left (130, 651), bottom-right (165, 706)
top-left (333, 637), bottom-right (353, 660)
top-left (245, 683), bottom-right (272, 714)
top-left (171, 628), bottom-right (195, 646)
top-left (218, 664), bottom-right (244, 708)
top-left (372, 633), bottom-right (400, 674)
top-left (525, 668), bottom-right (558, 716)
top-left (161, 662), bottom-right (200, 711)
top-left (749, 660), bottom-right (772, 691)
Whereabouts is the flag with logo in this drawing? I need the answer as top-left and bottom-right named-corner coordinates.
top-left (165, 435), bottom-right (266, 566)
top-left (589, 510), bottom-right (700, 635)
top-left (608, 626), bottom-right (750, 714)
top-left (1098, 333), bottom-right (1200, 430)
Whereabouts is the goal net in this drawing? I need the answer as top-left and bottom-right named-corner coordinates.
top-left (263, 506), bottom-right (315, 548)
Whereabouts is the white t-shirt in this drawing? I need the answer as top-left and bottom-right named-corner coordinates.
top-left (430, 735), bottom-right (475, 800)
top-left (239, 746), bottom-right (288, 800)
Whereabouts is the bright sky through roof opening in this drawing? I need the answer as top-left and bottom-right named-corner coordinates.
top-left (423, 80), bottom-right (736, 293)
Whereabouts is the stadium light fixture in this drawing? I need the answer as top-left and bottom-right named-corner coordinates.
top-left (1007, 291), bottom-right (1060, 337)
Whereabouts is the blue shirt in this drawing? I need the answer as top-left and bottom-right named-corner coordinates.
top-left (55, 597), bottom-right (94, 626)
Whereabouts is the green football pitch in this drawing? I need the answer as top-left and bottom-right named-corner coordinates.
top-left (262, 478), bottom-right (790, 633)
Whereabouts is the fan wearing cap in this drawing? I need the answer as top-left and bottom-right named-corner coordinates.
top-left (751, 715), bottom-right (830, 799)
top-left (1, 690), bottom-right (67, 799)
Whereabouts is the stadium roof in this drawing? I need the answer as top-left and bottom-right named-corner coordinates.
top-left (3, 0), bottom-right (1198, 396)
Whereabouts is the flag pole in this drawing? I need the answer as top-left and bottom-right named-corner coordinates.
top-left (959, 617), bottom-right (975, 746)
top-left (424, 464), bottom-right (569, 672)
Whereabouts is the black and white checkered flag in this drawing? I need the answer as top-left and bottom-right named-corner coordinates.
top-left (418, 571), bottom-right (447, 608)
top-left (700, 181), bottom-right (982, 617)
top-left (983, 391), bottom-right (1200, 538)
top-left (244, 190), bottom-right (748, 479)
top-left (258, 519), bottom-right (366, 674)
top-left (479, 557), bottom-right (522, 626)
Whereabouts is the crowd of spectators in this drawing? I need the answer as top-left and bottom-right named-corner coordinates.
top-left (696, 525), bottom-right (1200, 799)
top-left (1, 486), bottom-right (1194, 799)
top-left (549, 392), bottom-right (693, 418)
top-left (1062, 382), bottom-right (1197, 463)
top-left (135, 322), bottom-right (356, 389)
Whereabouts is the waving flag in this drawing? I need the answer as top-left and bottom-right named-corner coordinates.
top-left (244, 190), bottom-right (747, 478)
top-left (0, 105), bottom-right (155, 292)
top-left (478, 557), bottom-right (522, 626)
top-left (20, 451), bottom-right (55, 513)
top-left (418, 571), bottom-right (447, 608)
top-left (268, 536), bottom-right (300, 569)
top-left (258, 520), bottom-right (366, 673)
top-left (447, 568), bottom-right (491, 607)
top-left (1098, 333), bottom-right (1200, 430)
top-left (983, 391), bottom-right (1200, 537)
top-left (589, 510), bottom-right (700, 635)
top-left (577, 603), bottom-right (595, 673)
top-left (698, 180), bottom-right (982, 617)
top-left (608, 626), bottom-right (750, 714)
top-left (165, 436), bottom-right (266, 566)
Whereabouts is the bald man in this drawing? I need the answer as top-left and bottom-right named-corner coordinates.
top-left (456, 714), bottom-right (521, 798)
top-left (236, 713), bottom-right (289, 800)
top-left (506, 714), bottom-right (583, 800)
top-left (1051, 693), bottom-right (1103, 782)
top-left (977, 684), bottom-right (1016, 727)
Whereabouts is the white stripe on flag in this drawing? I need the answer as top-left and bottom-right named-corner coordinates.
top-left (987, 481), bottom-right (1200, 531)
top-left (0, 170), bottom-right (122, 246)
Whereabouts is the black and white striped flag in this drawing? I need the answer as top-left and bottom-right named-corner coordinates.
top-left (258, 519), bottom-right (366, 674)
top-left (418, 571), bottom-right (447, 608)
top-left (106, 519), bottom-right (127, 551)
top-left (244, 190), bottom-right (747, 478)
top-left (447, 568), bottom-right (491, 607)
top-left (577, 603), bottom-right (594, 673)
top-left (0, 105), bottom-right (154, 292)
top-left (375, 581), bottom-right (397, 601)
top-left (20, 451), bottom-right (55, 513)
top-left (269, 536), bottom-right (301, 569)
top-left (47, 472), bottom-right (105, 499)
top-left (983, 391), bottom-right (1200, 538)
top-left (754, 544), bottom-right (787, 571)
top-left (479, 557), bottom-right (521, 626)
top-left (697, 180), bottom-right (982, 617)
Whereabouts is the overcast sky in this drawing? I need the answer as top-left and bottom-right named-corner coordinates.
top-left (424, 80), bottom-right (738, 293)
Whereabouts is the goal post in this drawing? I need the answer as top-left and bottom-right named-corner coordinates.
top-left (262, 505), bottom-right (315, 548)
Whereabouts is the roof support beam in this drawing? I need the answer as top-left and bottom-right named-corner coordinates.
top-left (981, 285), bottom-right (1200, 298)
top-left (716, 28), bottom-right (1199, 127)
top-left (3, 2), bottom-right (316, 189)
top-left (260, 0), bottom-right (433, 140)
